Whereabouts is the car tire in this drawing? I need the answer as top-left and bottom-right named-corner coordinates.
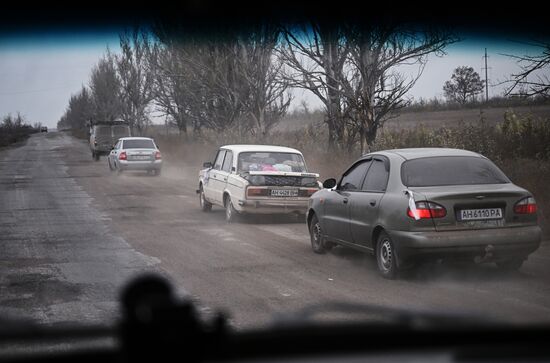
top-left (376, 231), bottom-right (399, 279)
top-left (108, 158), bottom-right (114, 172)
top-left (309, 214), bottom-right (329, 254)
top-left (225, 196), bottom-right (238, 223)
top-left (154, 169), bottom-right (161, 176)
top-left (496, 258), bottom-right (524, 272)
top-left (199, 186), bottom-right (212, 212)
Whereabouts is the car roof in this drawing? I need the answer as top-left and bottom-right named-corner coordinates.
top-left (119, 137), bottom-right (154, 141)
top-left (220, 144), bottom-right (303, 154)
top-left (371, 148), bottom-right (483, 160)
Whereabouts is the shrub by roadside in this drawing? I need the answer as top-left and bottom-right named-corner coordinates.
top-left (0, 114), bottom-right (38, 147)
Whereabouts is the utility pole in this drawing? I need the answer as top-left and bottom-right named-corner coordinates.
top-left (483, 48), bottom-right (489, 102)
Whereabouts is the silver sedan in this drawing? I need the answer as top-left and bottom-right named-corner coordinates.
top-left (107, 137), bottom-right (162, 176)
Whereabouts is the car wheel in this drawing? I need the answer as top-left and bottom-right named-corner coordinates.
top-left (199, 186), bottom-right (212, 212)
top-left (496, 258), bottom-right (524, 271)
top-left (225, 196), bottom-right (238, 223)
top-left (376, 231), bottom-right (399, 279)
top-left (108, 158), bottom-right (114, 172)
top-left (309, 215), bottom-right (329, 254)
top-left (154, 169), bottom-right (161, 176)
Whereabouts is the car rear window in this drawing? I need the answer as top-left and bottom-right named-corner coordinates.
top-left (238, 152), bottom-right (307, 173)
top-left (123, 139), bottom-right (155, 149)
top-left (401, 156), bottom-right (510, 187)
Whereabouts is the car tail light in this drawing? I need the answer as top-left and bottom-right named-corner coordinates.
top-left (407, 201), bottom-right (446, 219)
top-left (155, 151), bottom-right (162, 160)
top-left (247, 187), bottom-right (268, 197)
top-left (514, 197), bottom-right (537, 214)
top-left (119, 151), bottom-right (127, 161)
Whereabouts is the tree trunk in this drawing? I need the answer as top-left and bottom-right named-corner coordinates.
top-left (365, 124), bottom-right (378, 154)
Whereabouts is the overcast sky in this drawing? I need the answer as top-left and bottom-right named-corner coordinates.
top-left (0, 31), bottom-right (545, 128)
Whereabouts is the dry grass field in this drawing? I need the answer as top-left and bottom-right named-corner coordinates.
top-left (275, 105), bottom-right (550, 131)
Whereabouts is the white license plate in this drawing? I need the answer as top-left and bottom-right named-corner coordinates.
top-left (459, 208), bottom-right (503, 221)
top-left (270, 189), bottom-right (299, 197)
top-left (133, 155), bottom-right (151, 160)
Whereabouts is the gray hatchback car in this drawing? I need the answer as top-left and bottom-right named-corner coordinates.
top-left (307, 148), bottom-right (541, 279)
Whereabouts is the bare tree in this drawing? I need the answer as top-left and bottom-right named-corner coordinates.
top-left (343, 24), bottom-right (457, 152)
top-left (57, 87), bottom-right (94, 131)
top-left (150, 27), bottom-right (247, 135)
top-left (190, 38), bottom-right (247, 132)
top-left (279, 22), bottom-right (350, 150)
top-left (89, 55), bottom-right (123, 122)
top-left (235, 24), bottom-right (292, 137)
top-left (116, 28), bottom-right (155, 135)
top-left (443, 66), bottom-right (485, 104)
top-left (149, 43), bottom-right (195, 136)
top-left (281, 23), bottom-right (456, 152)
top-left (2, 112), bottom-right (26, 128)
top-left (503, 41), bottom-right (550, 98)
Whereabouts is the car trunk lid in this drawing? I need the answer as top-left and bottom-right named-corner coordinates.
top-left (245, 171), bottom-right (319, 187)
top-left (409, 184), bottom-right (532, 231)
top-left (243, 171), bottom-right (320, 198)
top-left (126, 149), bottom-right (155, 161)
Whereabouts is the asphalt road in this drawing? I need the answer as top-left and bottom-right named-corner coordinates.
top-left (2, 131), bottom-right (550, 329)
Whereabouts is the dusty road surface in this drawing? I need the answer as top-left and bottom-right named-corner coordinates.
top-left (2, 131), bottom-right (550, 329)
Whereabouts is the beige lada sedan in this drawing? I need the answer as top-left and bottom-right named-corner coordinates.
top-left (197, 145), bottom-right (320, 222)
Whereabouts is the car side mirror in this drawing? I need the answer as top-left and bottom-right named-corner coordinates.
top-left (323, 178), bottom-right (337, 189)
top-left (111, 146), bottom-right (115, 150)
top-left (231, 166), bottom-right (236, 172)
top-left (203, 162), bottom-right (213, 168)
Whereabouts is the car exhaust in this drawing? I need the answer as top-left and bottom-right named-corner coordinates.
top-left (474, 244), bottom-right (495, 263)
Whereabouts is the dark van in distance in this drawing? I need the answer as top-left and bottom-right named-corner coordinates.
top-left (88, 120), bottom-right (131, 161)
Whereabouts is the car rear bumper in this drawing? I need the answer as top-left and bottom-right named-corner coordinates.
top-left (389, 225), bottom-right (542, 266)
top-left (236, 198), bottom-right (309, 214)
top-left (119, 160), bottom-right (162, 171)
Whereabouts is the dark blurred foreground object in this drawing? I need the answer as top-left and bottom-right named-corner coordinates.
top-left (2, 273), bottom-right (550, 362)
top-left (1, 0), bottom-right (550, 39)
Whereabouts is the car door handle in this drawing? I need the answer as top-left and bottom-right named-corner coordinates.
top-left (343, 198), bottom-right (349, 204)
top-left (369, 200), bottom-right (376, 207)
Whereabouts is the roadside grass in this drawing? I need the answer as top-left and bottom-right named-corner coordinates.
top-left (500, 159), bottom-right (550, 239)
